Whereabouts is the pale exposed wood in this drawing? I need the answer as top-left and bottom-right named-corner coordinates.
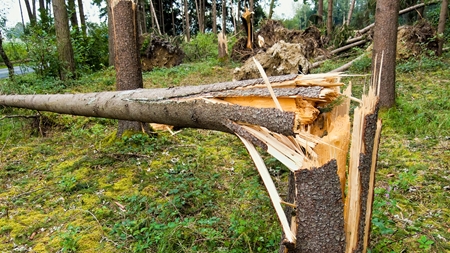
top-left (237, 134), bottom-right (295, 243)
top-left (329, 54), bottom-right (365, 73)
top-left (253, 57), bottom-right (283, 111)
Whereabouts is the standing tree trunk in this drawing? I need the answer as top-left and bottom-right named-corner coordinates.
top-left (327, 0), bottom-right (333, 39)
top-left (68, 0), bottom-right (79, 33)
top-left (24, 0), bottom-right (37, 26)
top-left (52, 0), bottom-right (76, 80)
top-left (371, 0), bottom-right (400, 108)
top-left (184, 0), bottom-right (190, 41)
top-left (318, 0), bottom-right (323, 25)
top-left (437, 0), bottom-right (448, 56)
top-left (107, 0), bottom-right (115, 66)
top-left (212, 0), bottom-right (217, 34)
top-left (111, 0), bottom-right (146, 137)
top-left (0, 31), bottom-right (14, 79)
top-left (78, 0), bottom-right (87, 36)
top-left (222, 0), bottom-right (226, 33)
top-left (346, 0), bottom-right (356, 25)
top-left (268, 0), bottom-right (275, 19)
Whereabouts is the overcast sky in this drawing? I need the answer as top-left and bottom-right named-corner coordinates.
top-left (3, 0), bottom-right (295, 29)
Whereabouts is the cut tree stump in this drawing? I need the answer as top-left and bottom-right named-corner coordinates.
top-left (0, 72), bottom-right (381, 253)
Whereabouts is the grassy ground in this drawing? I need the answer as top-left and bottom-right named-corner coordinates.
top-left (0, 51), bottom-right (449, 252)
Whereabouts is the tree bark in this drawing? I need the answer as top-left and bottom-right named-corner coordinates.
top-left (268, 0), bottom-right (275, 19)
top-left (371, 0), bottom-right (400, 108)
top-left (24, 0), bottom-right (37, 26)
top-left (107, 0), bottom-right (115, 66)
top-left (184, 0), bottom-right (190, 41)
top-left (212, 0), bottom-right (217, 34)
top-left (77, 0), bottom-right (87, 37)
top-left (112, 0), bottom-right (145, 137)
top-left (68, 0), bottom-right (79, 33)
top-left (327, 0), bottom-right (333, 39)
top-left (52, 0), bottom-right (76, 80)
top-left (318, 0), bottom-right (323, 25)
top-left (222, 0), bottom-right (226, 33)
top-left (0, 31), bottom-right (14, 79)
top-left (346, 0), bottom-right (356, 25)
top-left (437, 0), bottom-right (449, 56)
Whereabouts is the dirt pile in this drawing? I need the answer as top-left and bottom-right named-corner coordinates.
top-left (396, 21), bottom-right (438, 59)
top-left (140, 34), bottom-right (184, 71)
top-left (231, 20), bottom-right (326, 80)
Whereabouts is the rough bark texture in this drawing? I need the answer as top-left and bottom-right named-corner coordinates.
top-left (108, 0), bottom-right (115, 66)
top-left (78, 0), bottom-right (87, 36)
top-left (437, 0), bottom-right (449, 56)
top-left (327, 0), bottom-right (333, 39)
top-left (212, 0), bottom-right (217, 34)
top-left (0, 74), bottom-right (329, 137)
top-left (112, 0), bottom-right (145, 137)
top-left (355, 107), bottom-right (380, 252)
top-left (371, 0), bottom-right (399, 108)
top-left (52, 0), bottom-right (76, 80)
top-left (184, 0), bottom-right (190, 42)
top-left (294, 159), bottom-right (345, 253)
top-left (0, 32), bottom-right (14, 79)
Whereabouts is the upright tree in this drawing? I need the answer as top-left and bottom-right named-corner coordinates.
top-left (24, 0), bottom-right (37, 26)
top-left (371, 0), bottom-right (400, 108)
top-left (0, 31), bottom-right (14, 79)
top-left (112, 0), bottom-right (146, 137)
top-left (346, 0), bottom-right (356, 25)
top-left (184, 0), bottom-right (190, 41)
top-left (52, 0), bottom-right (76, 80)
top-left (318, 0), bottom-right (324, 25)
top-left (107, 0), bottom-right (115, 66)
top-left (437, 0), bottom-right (448, 56)
top-left (212, 0), bottom-right (217, 34)
top-left (78, 0), bottom-right (87, 36)
top-left (327, 0), bottom-right (333, 39)
top-left (68, 0), bottom-right (79, 33)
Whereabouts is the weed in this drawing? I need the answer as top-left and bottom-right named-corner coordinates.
top-left (59, 225), bottom-right (81, 252)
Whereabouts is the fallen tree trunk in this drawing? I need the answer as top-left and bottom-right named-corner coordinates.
top-left (0, 73), bottom-right (381, 252)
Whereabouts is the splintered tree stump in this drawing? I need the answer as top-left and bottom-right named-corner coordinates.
top-left (0, 73), bottom-right (382, 253)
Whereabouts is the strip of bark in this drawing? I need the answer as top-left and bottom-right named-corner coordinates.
top-left (294, 159), bottom-right (345, 253)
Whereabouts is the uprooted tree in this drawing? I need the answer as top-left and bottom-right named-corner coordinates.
top-left (0, 71), bottom-right (382, 252)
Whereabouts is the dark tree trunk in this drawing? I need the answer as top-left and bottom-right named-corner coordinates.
top-left (212, 0), bottom-right (217, 34)
top-left (184, 0), bottom-right (190, 41)
top-left (318, 0), bottom-right (323, 25)
top-left (0, 31), bottom-right (14, 79)
top-left (268, 0), bottom-right (275, 19)
top-left (68, 0), bottom-right (79, 33)
top-left (107, 0), bottom-right (115, 67)
top-left (437, 0), bottom-right (449, 56)
top-left (371, 0), bottom-right (400, 108)
top-left (112, 0), bottom-right (145, 137)
top-left (327, 0), bottom-right (333, 39)
top-left (24, 0), bottom-right (37, 26)
top-left (347, 0), bottom-right (356, 25)
top-left (222, 0), bottom-right (226, 32)
top-left (78, 0), bottom-right (87, 37)
top-left (52, 0), bottom-right (76, 80)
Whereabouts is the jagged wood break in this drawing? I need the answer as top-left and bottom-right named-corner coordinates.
top-left (0, 73), bottom-right (381, 253)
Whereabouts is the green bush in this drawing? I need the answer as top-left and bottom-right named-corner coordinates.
top-left (181, 33), bottom-right (218, 62)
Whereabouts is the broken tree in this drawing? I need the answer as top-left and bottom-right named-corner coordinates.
top-left (0, 73), bottom-right (381, 252)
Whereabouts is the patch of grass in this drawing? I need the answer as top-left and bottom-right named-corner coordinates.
top-left (1, 48), bottom-right (449, 252)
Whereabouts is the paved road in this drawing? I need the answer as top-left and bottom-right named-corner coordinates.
top-left (0, 66), bottom-right (34, 79)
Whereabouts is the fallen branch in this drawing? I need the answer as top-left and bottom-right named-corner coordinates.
top-left (329, 54), bottom-right (366, 73)
top-left (315, 40), bottom-right (367, 62)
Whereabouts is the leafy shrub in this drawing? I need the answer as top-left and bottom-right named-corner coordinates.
top-left (181, 33), bottom-right (218, 62)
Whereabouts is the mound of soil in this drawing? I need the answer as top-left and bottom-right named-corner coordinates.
top-left (397, 21), bottom-right (438, 59)
top-left (232, 20), bottom-right (324, 80)
top-left (231, 19), bottom-right (326, 62)
top-left (140, 34), bottom-right (185, 71)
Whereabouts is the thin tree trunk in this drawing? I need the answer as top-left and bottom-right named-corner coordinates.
top-left (268, 0), bottom-right (275, 19)
top-left (346, 0), bottom-right (356, 25)
top-left (68, 0), bottom-right (79, 33)
top-left (107, 0), bottom-right (115, 66)
top-left (372, 0), bottom-right (400, 108)
top-left (212, 0), bottom-right (217, 34)
top-left (18, 0), bottom-right (26, 32)
top-left (318, 0), bottom-right (323, 25)
top-left (77, 0), bottom-right (87, 36)
top-left (327, 0), bottom-right (333, 39)
top-left (159, 0), bottom-right (165, 34)
top-left (52, 0), bottom-right (76, 80)
top-left (437, 0), bottom-right (449, 56)
top-left (171, 2), bottom-right (175, 36)
top-left (222, 0), bottom-right (226, 32)
top-left (112, 0), bottom-right (145, 137)
top-left (150, 0), bottom-right (161, 35)
top-left (184, 0), bottom-right (190, 41)
top-left (0, 31), bottom-right (14, 79)
top-left (24, 0), bottom-right (37, 26)
top-left (38, 0), bottom-right (49, 30)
